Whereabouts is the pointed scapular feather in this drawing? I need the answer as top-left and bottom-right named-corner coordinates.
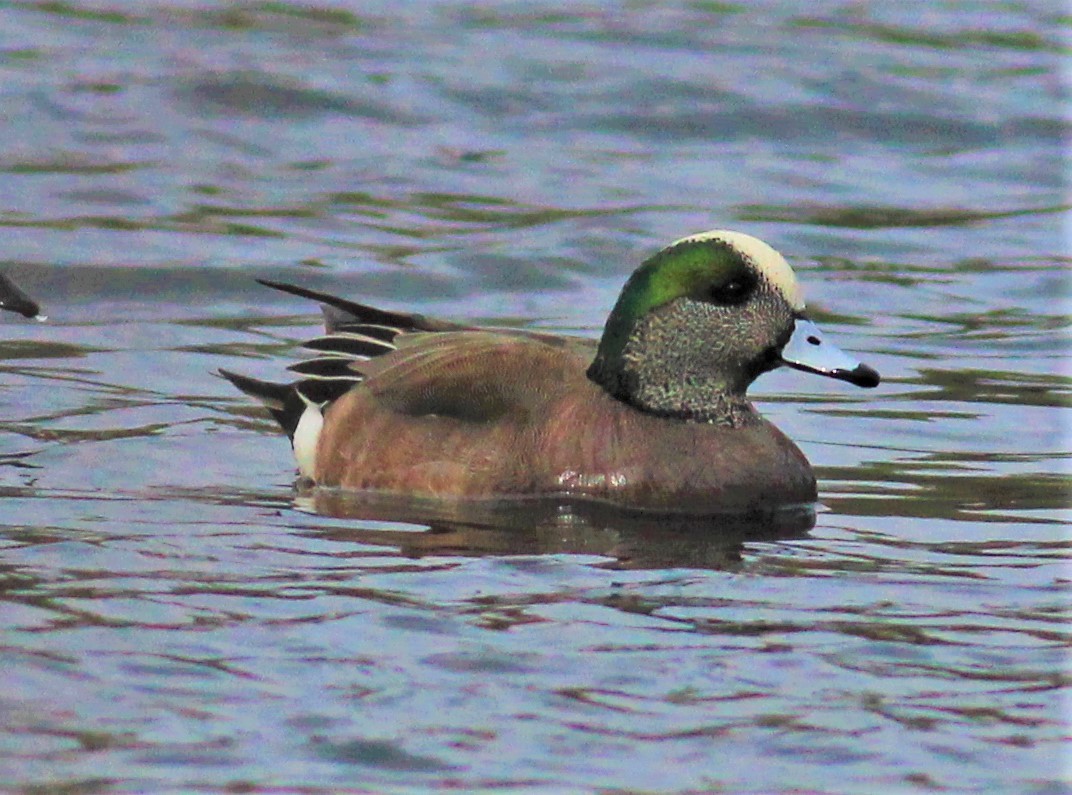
top-left (288, 357), bottom-right (363, 379)
top-left (301, 334), bottom-right (395, 358)
top-left (331, 324), bottom-right (403, 343)
top-left (256, 279), bottom-right (447, 332)
top-left (225, 281), bottom-right (472, 442)
top-left (296, 379), bottom-right (358, 407)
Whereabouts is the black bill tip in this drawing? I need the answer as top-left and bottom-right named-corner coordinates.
top-left (842, 363), bottom-right (881, 388)
top-left (0, 272), bottom-right (42, 319)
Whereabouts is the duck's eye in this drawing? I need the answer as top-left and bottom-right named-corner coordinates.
top-left (708, 276), bottom-right (754, 306)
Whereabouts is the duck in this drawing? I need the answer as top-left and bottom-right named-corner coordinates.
top-left (222, 230), bottom-right (879, 513)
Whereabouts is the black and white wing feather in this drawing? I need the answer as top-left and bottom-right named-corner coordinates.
top-left (220, 279), bottom-right (464, 442)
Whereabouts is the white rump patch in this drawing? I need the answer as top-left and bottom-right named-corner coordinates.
top-left (292, 399), bottom-right (324, 481)
top-left (672, 229), bottom-right (805, 311)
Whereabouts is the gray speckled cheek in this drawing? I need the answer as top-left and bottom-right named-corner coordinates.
top-left (737, 287), bottom-right (795, 360)
top-left (637, 286), bottom-right (792, 377)
top-left (615, 287), bottom-right (788, 423)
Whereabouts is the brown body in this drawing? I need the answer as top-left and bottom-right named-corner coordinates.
top-left (225, 232), bottom-right (878, 513)
top-left (313, 331), bottom-right (816, 512)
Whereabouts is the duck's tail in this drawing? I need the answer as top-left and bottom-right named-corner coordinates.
top-left (218, 369), bottom-right (305, 441)
top-left (219, 368), bottom-right (325, 480)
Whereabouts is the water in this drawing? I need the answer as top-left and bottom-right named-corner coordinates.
top-left (1, 1), bottom-right (1068, 792)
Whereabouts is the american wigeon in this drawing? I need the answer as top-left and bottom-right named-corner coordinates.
top-left (223, 230), bottom-right (878, 513)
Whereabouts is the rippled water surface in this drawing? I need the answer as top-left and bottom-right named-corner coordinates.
top-left (1, 1), bottom-right (1068, 792)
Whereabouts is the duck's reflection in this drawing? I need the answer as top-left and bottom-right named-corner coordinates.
top-left (295, 490), bottom-right (816, 570)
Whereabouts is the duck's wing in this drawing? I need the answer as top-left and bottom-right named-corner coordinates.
top-left (356, 330), bottom-right (595, 423)
top-left (254, 279), bottom-right (465, 334)
top-left (221, 280), bottom-right (469, 435)
top-left (221, 280), bottom-right (591, 440)
top-left (253, 279), bottom-right (471, 404)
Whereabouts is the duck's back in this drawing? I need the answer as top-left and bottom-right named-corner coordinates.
top-left (314, 330), bottom-right (816, 511)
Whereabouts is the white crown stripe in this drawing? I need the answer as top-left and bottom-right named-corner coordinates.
top-left (672, 230), bottom-right (805, 311)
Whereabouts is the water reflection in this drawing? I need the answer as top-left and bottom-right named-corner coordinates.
top-left (298, 490), bottom-right (816, 570)
top-left (736, 202), bottom-right (1070, 229)
top-left (821, 461), bottom-right (1070, 522)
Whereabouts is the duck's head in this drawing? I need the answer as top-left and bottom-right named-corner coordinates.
top-left (587, 230), bottom-right (879, 424)
top-left (0, 272), bottom-right (42, 320)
